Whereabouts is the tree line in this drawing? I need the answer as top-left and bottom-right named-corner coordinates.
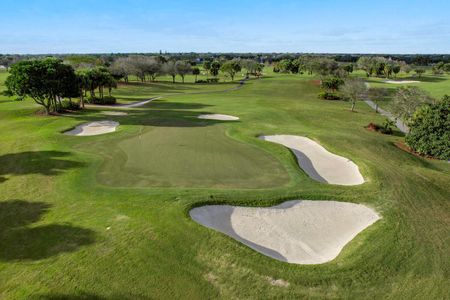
top-left (3, 56), bottom-right (264, 115)
top-left (108, 55), bottom-right (263, 83)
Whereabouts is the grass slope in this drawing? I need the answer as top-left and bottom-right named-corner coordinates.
top-left (0, 70), bottom-right (449, 299)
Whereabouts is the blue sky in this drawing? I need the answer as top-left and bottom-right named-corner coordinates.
top-left (1, 0), bottom-right (449, 54)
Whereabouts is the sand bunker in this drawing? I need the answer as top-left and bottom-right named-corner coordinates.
top-left (64, 120), bottom-right (119, 136)
top-left (260, 135), bottom-right (364, 185)
top-left (384, 80), bottom-right (420, 84)
top-left (101, 111), bottom-right (128, 116)
top-left (198, 114), bottom-right (239, 121)
top-left (190, 200), bottom-right (380, 264)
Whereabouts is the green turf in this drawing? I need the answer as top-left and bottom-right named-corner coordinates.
top-left (363, 72), bottom-right (450, 111)
top-left (93, 123), bottom-right (289, 188)
top-left (0, 69), bottom-right (449, 299)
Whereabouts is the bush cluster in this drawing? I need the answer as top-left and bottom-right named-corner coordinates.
top-left (406, 96), bottom-right (450, 159)
top-left (87, 96), bottom-right (117, 105)
top-left (318, 91), bottom-right (340, 100)
top-left (60, 100), bottom-right (81, 111)
top-left (195, 78), bottom-right (220, 83)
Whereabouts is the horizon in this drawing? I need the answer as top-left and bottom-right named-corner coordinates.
top-left (2, 0), bottom-right (450, 55)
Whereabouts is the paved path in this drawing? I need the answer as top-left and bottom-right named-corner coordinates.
top-left (363, 82), bottom-right (409, 134)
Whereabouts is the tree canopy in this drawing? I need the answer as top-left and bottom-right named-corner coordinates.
top-left (406, 96), bottom-right (450, 159)
top-left (5, 58), bottom-right (79, 114)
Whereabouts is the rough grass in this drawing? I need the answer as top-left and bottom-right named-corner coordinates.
top-left (0, 70), bottom-right (449, 299)
top-left (364, 72), bottom-right (450, 111)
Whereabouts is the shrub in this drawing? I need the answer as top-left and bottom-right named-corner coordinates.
top-left (406, 95), bottom-right (450, 159)
top-left (60, 99), bottom-right (81, 111)
top-left (321, 76), bottom-right (344, 92)
top-left (380, 119), bottom-right (395, 134)
top-left (365, 119), bottom-right (394, 135)
top-left (318, 91), bottom-right (341, 100)
top-left (87, 96), bottom-right (117, 105)
top-left (195, 78), bottom-right (220, 84)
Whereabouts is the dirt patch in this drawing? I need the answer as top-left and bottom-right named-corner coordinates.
top-left (309, 79), bottom-right (321, 87)
top-left (394, 142), bottom-right (437, 160)
top-left (265, 276), bottom-right (290, 287)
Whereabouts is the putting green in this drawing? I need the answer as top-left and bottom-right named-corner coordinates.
top-left (96, 124), bottom-right (289, 188)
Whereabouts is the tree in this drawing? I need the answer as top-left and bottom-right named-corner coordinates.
top-left (321, 76), bottom-right (344, 93)
top-left (203, 61), bottom-right (211, 76)
top-left (220, 60), bottom-right (241, 81)
top-left (405, 95), bottom-right (450, 159)
top-left (391, 87), bottom-right (434, 122)
top-left (85, 67), bottom-right (116, 100)
top-left (108, 56), bottom-right (135, 83)
top-left (443, 63), bottom-right (450, 74)
top-left (192, 67), bottom-right (200, 82)
top-left (392, 65), bottom-right (401, 77)
top-left (342, 64), bottom-right (354, 74)
top-left (240, 59), bottom-right (260, 77)
top-left (400, 61), bottom-right (412, 74)
top-left (340, 78), bottom-right (367, 112)
top-left (414, 68), bottom-right (426, 78)
top-left (75, 69), bottom-right (89, 108)
top-left (5, 58), bottom-right (79, 114)
top-left (368, 88), bottom-right (389, 113)
top-left (357, 56), bottom-right (375, 77)
top-left (144, 57), bottom-right (162, 82)
top-left (277, 59), bottom-right (293, 73)
top-left (175, 61), bottom-right (192, 83)
top-left (311, 57), bottom-right (339, 78)
top-left (163, 61), bottom-right (177, 83)
top-left (210, 61), bottom-right (221, 77)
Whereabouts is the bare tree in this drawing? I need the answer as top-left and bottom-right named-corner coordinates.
top-left (368, 88), bottom-right (389, 113)
top-left (391, 87), bottom-right (434, 122)
top-left (175, 61), bottom-right (192, 83)
top-left (341, 78), bottom-right (367, 112)
top-left (163, 61), bottom-right (177, 83)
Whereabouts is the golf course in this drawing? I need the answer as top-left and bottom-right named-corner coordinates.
top-left (1, 1), bottom-right (450, 298)
top-left (1, 64), bottom-right (449, 299)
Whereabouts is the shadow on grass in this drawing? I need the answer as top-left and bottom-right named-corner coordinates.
top-left (0, 200), bottom-right (95, 261)
top-left (0, 151), bottom-right (85, 183)
top-left (147, 100), bottom-right (212, 110)
top-left (70, 101), bottom-right (239, 128)
top-left (31, 293), bottom-right (151, 300)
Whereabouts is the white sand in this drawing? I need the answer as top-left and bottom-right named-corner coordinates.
top-left (260, 135), bottom-right (364, 185)
top-left (198, 114), bottom-right (239, 121)
top-left (384, 80), bottom-right (420, 84)
top-left (190, 200), bottom-right (380, 264)
top-left (101, 111), bottom-right (128, 116)
top-left (64, 120), bottom-right (119, 136)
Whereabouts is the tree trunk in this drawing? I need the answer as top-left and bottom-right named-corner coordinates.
top-left (351, 100), bottom-right (356, 112)
top-left (80, 88), bottom-right (84, 109)
top-left (172, 75), bottom-right (175, 83)
top-left (182, 75), bottom-right (185, 83)
top-left (195, 74), bottom-right (198, 82)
